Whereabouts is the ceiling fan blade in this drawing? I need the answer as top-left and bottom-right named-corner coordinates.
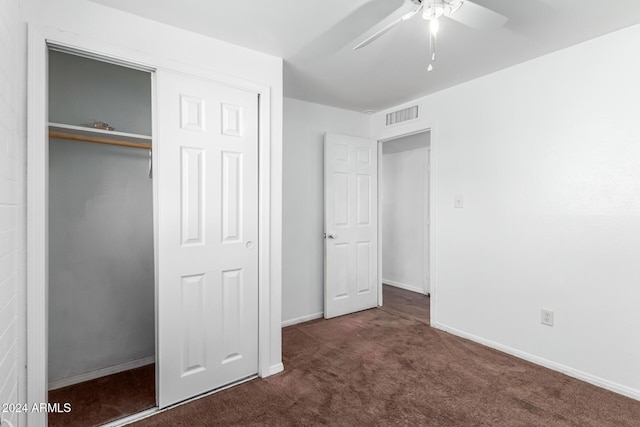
top-left (353, 3), bottom-right (423, 50)
top-left (289, 0), bottom-right (406, 61)
top-left (447, 0), bottom-right (508, 30)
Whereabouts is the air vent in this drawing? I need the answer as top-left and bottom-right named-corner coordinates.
top-left (386, 105), bottom-right (419, 126)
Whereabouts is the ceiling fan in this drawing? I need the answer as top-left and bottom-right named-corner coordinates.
top-left (353, 0), bottom-right (508, 71)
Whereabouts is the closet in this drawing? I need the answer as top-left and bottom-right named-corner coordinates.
top-left (47, 50), bottom-right (155, 422)
top-left (45, 47), bottom-right (264, 423)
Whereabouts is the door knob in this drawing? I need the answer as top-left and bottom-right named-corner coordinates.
top-left (324, 233), bottom-right (337, 239)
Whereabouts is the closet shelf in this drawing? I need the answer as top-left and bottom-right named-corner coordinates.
top-left (49, 123), bottom-right (152, 150)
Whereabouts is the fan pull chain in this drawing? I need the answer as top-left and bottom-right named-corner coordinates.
top-left (427, 0), bottom-right (439, 72)
top-left (428, 24), bottom-right (437, 71)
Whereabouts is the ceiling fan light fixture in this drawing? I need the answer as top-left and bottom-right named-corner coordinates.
top-left (429, 17), bottom-right (440, 36)
top-left (424, 4), bottom-right (445, 21)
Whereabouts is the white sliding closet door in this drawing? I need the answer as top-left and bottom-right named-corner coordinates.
top-left (156, 69), bottom-right (259, 408)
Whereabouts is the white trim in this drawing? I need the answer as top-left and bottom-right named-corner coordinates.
top-left (16, 67), bottom-right (28, 427)
top-left (428, 124), bottom-right (438, 326)
top-left (378, 128), bottom-right (430, 143)
top-left (27, 23), bottom-right (278, 423)
top-left (48, 356), bottom-right (155, 391)
top-left (376, 142), bottom-right (384, 307)
top-left (257, 88), bottom-right (273, 378)
top-left (48, 44), bottom-right (154, 73)
top-left (151, 66), bottom-right (161, 412)
top-left (382, 280), bottom-right (426, 295)
top-left (281, 312), bottom-right (324, 328)
top-left (267, 363), bottom-right (285, 376)
top-left (423, 147), bottom-right (430, 295)
top-left (432, 322), bottom-right (640, 402)
top-left (26, 24), bottom-right (49, 427)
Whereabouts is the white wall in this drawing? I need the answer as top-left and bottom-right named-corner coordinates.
top-left (373, 24), bottom-right (640, 400)
top-left (381, 133), bottom-right (429, 294)
top-left (49, 140), bottom-right (155, 384)
top-left (0, 0), bottom-right (26, 426)
top-left (21, 0), bottom-right (283, 384)
top-left (282, 98), bottom-right (370, 325)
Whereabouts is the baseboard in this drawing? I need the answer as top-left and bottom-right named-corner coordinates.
top-left (267, 363), bottom-right (284, 376)
top-left (281, 311), bottom-right (324, 327)
top-left (431, 322), bottom-right (640, 402)
top-left (48, 355), bottom-right (155, 391)
top-left (382, 279), bottom-right (426, 295)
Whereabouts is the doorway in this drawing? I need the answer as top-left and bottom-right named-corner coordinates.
top-left (379, 131), bottom-right (431, 316)
top-left (322, 130), bottom-right (431, 320)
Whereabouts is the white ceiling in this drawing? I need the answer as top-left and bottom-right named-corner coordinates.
top-left (90, 0), bottom-right (640, 112)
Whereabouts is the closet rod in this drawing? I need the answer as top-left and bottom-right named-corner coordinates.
top-left (49, 131), bottom-right (152, 150)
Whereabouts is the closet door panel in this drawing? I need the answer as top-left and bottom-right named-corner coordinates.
top-left (181, 147), bottom-right (205, 246)
top-left (157, 69), bottom-right (259, 408)
top-left (222, 151), bottom-right (242, 242)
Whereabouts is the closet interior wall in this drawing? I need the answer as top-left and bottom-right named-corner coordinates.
top-left (48, 50), bottom-right (155, 386)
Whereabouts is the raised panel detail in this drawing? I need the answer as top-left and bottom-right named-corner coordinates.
top-left (333, 243), bottom-right (349, 300)
top-left (181, 274), bottom-right (206, 376)
top-left (356, 174), bottom-right (371, 226)
top-left (222, 152), bottom-right (242, 242)
top-left (180, 95), bottom-right (205, 131)
top-left (357, 147), bottom-right (370, 165)
top-left (334, 172), bottom-right (349, 226)
top-left (334, 144), bottom-right (349, 162)
top-left (356, 242), bottom-right (371, 295)
top-left (222, 269), bottom-right (243, 364)
top-left (222, 103), bottom-right (243, 137)
top-left (181, 147), bottom-right (205, 246)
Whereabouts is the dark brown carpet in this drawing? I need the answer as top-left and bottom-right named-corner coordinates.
top-left (130, 285), bottom-right (640, 427)
top-left (48, 364), bottom-right (155, 426)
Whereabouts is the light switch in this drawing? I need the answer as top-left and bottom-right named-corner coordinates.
top-left (454, 194), bottom-right (464, 208)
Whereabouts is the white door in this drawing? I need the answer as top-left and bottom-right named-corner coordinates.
top-left (156, 69), bottom-right (259, 408)
top-left (324, 133), bottom-right (378, 318)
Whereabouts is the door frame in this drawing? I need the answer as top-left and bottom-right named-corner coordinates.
top-left (27, 24), bottom-right (276, 425)
top-left (377, 129), bottom-right (434, 311)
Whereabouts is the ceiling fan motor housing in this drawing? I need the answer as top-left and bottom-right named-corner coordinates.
top-left (413, 0), bottom-right (464, 19)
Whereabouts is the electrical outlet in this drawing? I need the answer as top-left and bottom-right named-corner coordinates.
top-left (541, 309), bottom-right (554, 327)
